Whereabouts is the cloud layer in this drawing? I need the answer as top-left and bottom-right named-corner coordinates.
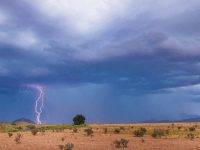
top-left (0, 0), bottom-right (200, 122)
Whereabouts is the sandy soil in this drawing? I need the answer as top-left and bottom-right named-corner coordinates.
top-left (1, 127), bottom-right (200, 150)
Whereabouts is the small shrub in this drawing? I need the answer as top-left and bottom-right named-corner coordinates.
top-left (151, 129), bottom-right (166, 138)
top-left (103, 128), bottom-right (108, 134)
top-left (58, 143), bottom-right (74, 150)
top-left (189, 126), bottom-right (195, 132)
top-left (141, 138), bottom-right (145, 143)
top-left (140, 127), bottom-right (147, 133)
top-left (61, 137), bottom-right (65, 141)
top-left (114, 128), bottom-right (120, 134)
top-left (177, 126), bottom-right (182, 130)
top-left (8, 132), bottom-right (13, 138)
top-left (15, 133), bottom-right (22, 144)
top-left (73, 128), bottom-right (78, 133)
top-left (73, 114), bottom-right (85, 125)
top-left (84, 128), bottom-right (93, 137)
top-left (187, 133), bottom-right (195, 140)
top-left (15, 126), bottom-right (23, 131)
top-left (39, 128), bottom-right (46, 133)
top-left (113, 138), bottom-right (129, 148)
top-left (31, 128), bottom-right (38, 136)
top-left (134, 127), bottom-right (147, 137)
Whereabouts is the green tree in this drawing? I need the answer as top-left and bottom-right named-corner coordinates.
top-left (73, 114), bottom-right (85, 125)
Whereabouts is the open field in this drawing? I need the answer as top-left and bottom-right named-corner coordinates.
top-left (1, 123), bottom-right (200, 150)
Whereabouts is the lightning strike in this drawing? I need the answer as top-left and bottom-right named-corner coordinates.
top-left (34, 85), bottom-right (44, 124)
top-left (29, 85), bottom-right (45, 124)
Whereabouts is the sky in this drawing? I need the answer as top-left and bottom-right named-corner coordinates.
top-left (0, 0), bottom-right (200, 124)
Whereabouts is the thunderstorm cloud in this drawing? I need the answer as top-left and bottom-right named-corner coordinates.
top-left (0, 0), bottom-right (200, 123)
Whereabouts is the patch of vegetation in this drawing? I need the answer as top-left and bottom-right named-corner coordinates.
top-left (120, 126), bottom-right (125, 131)
top-left (134, 127), bottom-right (147, 137)
top-left (114, 128), bottom-right (120, 134)
top-left (37, 125), bottom-right (72, 131)
top-left (15, 133), bottom-right (22, 144)
top-left (187, 133), bottom-right (195, 140)
top-left (2, 125), bottom-right (24, 133)
top-left (141, 138), bottom-right (145, 143)
top-left (103, 128), bottom-right (108, 134)
top-left (72, 128), bottom-right (78, 133)
top-left (84, 128), bottom-right (93, 137)
top-left (26, 125), bottom-right (36, 130)
top-left (58, 143), bottom-right (74, 150)
top-left (151, 129), bottom-right (167, 138)
top-left (177, 126), bottom-right (182, 130)
top-left (8, 132), bottom-right (13, 138)
top-left (61, 137), bottom-right (65, 141)
top-left (0, 123), bottom-right (85, 133)
top-left (113, 138), bottom-right (129, 148)
top-left (39, 128), bottom-right (46, 133)
top-left (73, 114), bottom-right (85, 125)
top-left (189, 126), bottom-right (195, 132)
top-left (31, 128), bottom-right (38, 136)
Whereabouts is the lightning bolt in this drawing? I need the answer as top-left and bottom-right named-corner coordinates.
top-left (34, 85), bottom-right (44, 124)
top-left (25, 84), bottom-right (45, 124)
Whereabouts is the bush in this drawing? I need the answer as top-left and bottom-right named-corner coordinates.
top-left (8, 132), bottom-right (13, 138)
top-left (31, 128), bottom-right (38, 136)
top-left (114, 128), bottom-right (120, 134)
top-left (113, 138), bottom-right (129, 148)
top-left (134, 127), bottom-right (147, 137)
top-left (141, 138), bottom-right (145, 143)
top-left (61, 137), bottom-right (65, 141)
top-left (73, 114), bottom-right (85, 125)
top-left (72, 128), bottom-right (78, 133)
top-left (39, 128), bottom-right (46, 133)
top-left (103, 128), bottom-right (108, 134)
top-left (15, 133), bottom-right (22, 144)
top-left (84, 128), bottom-right (93, 137)
top-left (58, 143), bottom-right (74, 150)
top-left (151, 129), bottom-right (166, 138)
top-left (140, 127), bottom-right (147, 133)
top-left (189, 126), bottom-right (195, 132)
top-left (187, 133), bottom-right (195, 140)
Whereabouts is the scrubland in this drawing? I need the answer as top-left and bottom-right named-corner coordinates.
top-left (1, 123), bottom-right (200, 149)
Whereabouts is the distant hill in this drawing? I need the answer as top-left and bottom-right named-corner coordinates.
top-left (12, 118), bottom-right (35, 125)
top-left (179, 117), bottom-right (200, 122)
top-left (142, 117), bottom-right (200, 123)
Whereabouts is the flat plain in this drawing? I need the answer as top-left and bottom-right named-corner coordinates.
top-left (1, 123), bottom-right (200, 150)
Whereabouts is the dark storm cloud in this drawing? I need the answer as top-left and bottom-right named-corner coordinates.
top-left (1, 0), bottom-right (200, 122)
top-left (0, 0), bottom-right (200, 95)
